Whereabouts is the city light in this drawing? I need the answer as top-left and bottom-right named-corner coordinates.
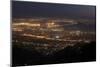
top-left (12, 18), bottom-right (96, 55)
top-left (13, 23), bottom-right (40, 27)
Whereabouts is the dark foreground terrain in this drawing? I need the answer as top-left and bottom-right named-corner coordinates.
top-left (12, 41), bottom-right (96, 66)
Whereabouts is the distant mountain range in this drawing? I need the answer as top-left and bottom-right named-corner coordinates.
top-left (61, 22), bottom-right (96, 32)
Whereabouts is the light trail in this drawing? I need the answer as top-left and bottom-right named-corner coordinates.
top-left (21, 33), bottom-right (89, 43)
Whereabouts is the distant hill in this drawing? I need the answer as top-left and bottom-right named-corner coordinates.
top-left (12, 41), bottom-right (96, 66)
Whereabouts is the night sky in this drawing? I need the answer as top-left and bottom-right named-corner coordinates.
top-left (12, 1), bottom-right (96, 19)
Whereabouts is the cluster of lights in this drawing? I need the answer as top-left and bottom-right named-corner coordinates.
top-left (13, 28), bottom-right (23, 31)
top-left (13, 23), bottom-right (40, 27)
top-left (22, 33), bottom-right (46, 39)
